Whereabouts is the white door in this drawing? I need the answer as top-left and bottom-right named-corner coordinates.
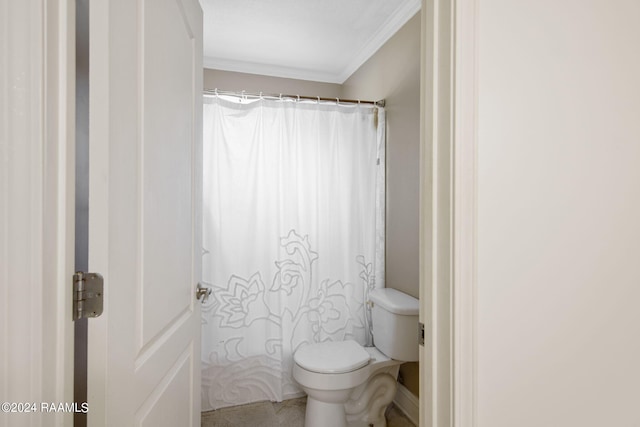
top-left (87, 0), bottom-right (203, 425)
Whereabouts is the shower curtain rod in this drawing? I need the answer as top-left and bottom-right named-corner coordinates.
top-left (203, 88), bottom-right (385, 107)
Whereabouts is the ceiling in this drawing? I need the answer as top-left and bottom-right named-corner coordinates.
top-left (200, 0), bottom-right (421, 84)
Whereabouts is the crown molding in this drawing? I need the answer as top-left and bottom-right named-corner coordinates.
top-left (203, 56), bottom-right (345, 84)
top-left (338, 0), bottom-right (421, 83)
top-left (204, 0), bottom-right (421, 84)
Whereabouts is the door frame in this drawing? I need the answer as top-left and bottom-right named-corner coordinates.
top-left (419, 0), bottom-right (477, 426)
top-left (1, 0), bottom-right (75, 425)
top-left (450, 0), bottom-right (478, 425)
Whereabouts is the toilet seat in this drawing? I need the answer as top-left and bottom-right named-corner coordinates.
top-left (294, 340), bottom-right (370, 374)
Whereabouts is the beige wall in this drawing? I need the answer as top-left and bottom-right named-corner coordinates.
top-left (476, 0), bottom-right (640, 425)
top-left (203, 69), bottom-right (342, 98)
top-left (342, 13), bottom-right (421, 398)
top-left (202, 13), bottom-right (422, 398)
top-left (342, 13), bottom-right (421, 301)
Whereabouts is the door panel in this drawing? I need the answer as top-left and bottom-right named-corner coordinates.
top-left (136, 348), bottom-right (193, 426)
top-left (88, 0), bottom-right (202, 425)
top-left (140, 0), bottom-right (195, 354)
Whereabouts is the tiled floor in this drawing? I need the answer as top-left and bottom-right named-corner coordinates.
top-left (201, 397), bottom-right (416, 427)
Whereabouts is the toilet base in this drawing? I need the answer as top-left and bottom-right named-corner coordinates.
top-left (345, 371), bottom-right (398, 427)
top-left (293, 347), bottom-right (406, 427)
top-left (305, 397), bottom-right (348, 427)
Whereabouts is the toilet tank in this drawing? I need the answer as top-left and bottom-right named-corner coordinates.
top-left (369, 288), bottom-right (419, 362)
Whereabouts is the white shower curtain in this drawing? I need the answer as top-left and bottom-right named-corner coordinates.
top-left (201, 95), bottom-right (385, 410)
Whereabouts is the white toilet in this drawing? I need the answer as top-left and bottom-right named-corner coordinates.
top-left (293, 288), bottom-right (419, 427)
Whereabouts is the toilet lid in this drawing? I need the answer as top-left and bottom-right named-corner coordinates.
top-left (294, 340), bottom-right (371, 374)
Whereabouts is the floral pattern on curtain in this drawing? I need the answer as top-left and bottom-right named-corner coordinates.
top-left (201, 96), bottom-right (385, 410)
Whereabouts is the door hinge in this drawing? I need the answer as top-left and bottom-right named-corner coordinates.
top-left (419, 322), bottom-right (425, 346)
top-left (73, 272), bottom-right (104, 321)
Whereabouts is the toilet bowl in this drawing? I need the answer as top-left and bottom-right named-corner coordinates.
top-left (293, 288), bottom-right (419, 427)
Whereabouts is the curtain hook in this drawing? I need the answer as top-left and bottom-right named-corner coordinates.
top-left (297, 95), bottom-right (300, 102)
top-left (214, 88), bottom-right (218, 96)
top-left (279, 93), bottom-right (283, 101)
top-left (259, 91), bottom-right (263, 100)
top-left (317, 96), bottom-right (320, 104)
top-left (336, 97), bottom-right (340, 105)
top-left (358, 99), bottom-right (361, 105)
